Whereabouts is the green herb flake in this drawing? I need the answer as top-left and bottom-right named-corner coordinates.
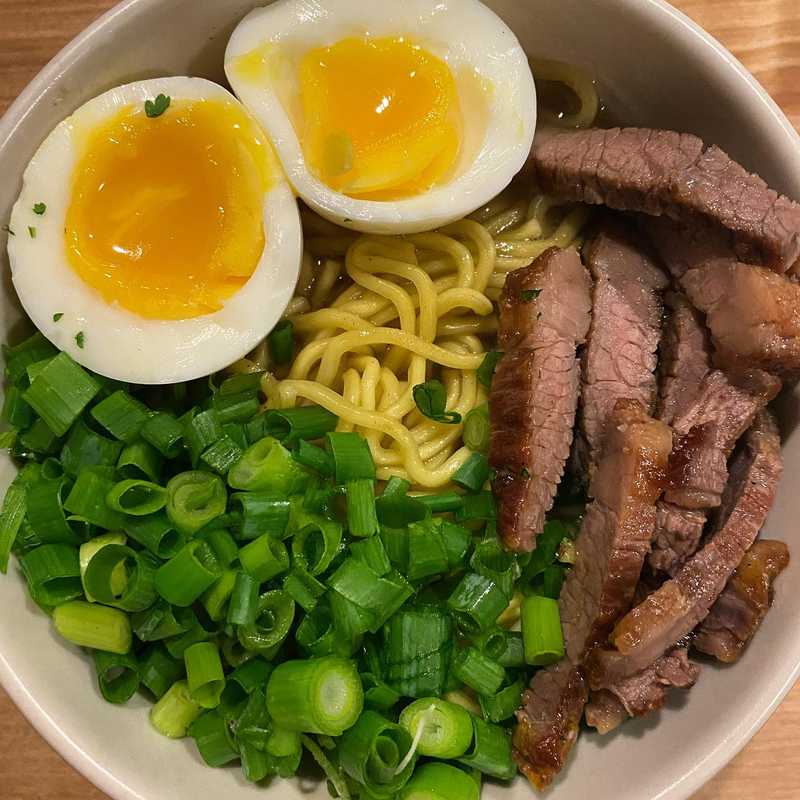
top-left (27, 226), bottom-right (36, 239)
top-left (144, 94), bottom-right (171, 118)
top-left (53, 313), bottom-right (64, 322)
top-left (33, 202), bottom-right (46, 216)
top-left (520, 288), bottom-right (541, 302)
top-left (520, 467), bottom-right (531, 479)
top-left (477, 350), bottom-right (502, 389)
top-left (75, 331), bottom-right (85, 349)
top-left (412, 379), bottom-right (462, 425)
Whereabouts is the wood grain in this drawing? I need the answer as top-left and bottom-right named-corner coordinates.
top-left (1, 1), bottom-right (799, 799)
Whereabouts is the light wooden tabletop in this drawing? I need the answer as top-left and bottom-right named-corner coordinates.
top-left (1, 1), bottom-right (799, 798)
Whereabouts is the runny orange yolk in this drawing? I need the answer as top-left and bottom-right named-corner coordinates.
top-left (298, 36), bottom-right (461, 201)
top-left (65, 98), bottom-right (269, 320)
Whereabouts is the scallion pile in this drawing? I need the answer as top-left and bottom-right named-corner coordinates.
top-left (0, 334), bottom-right (580, 799)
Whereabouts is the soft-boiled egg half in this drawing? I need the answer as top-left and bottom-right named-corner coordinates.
top-left (8, 77), bottom-right (302, 384)
top-left (225, 0), bottom-right (536, 234)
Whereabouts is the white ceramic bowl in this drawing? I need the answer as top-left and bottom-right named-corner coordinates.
top-left (1, 2), bottom-right (799, 799)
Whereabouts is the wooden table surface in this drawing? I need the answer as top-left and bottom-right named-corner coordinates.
top-left (1, 0), bottom-right (800, 798)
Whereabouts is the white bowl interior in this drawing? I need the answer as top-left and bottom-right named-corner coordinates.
top-left (1, 2), bottom-right (799, 800)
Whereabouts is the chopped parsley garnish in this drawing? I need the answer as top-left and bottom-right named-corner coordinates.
top-left (520, 288), bottom-right (541, 302)
top-left (75, 331), bottom-right (85, 349)
top-left (476, 350), bottom-right (502, 389)
top-left (412, 379), bottom-right (462, 424)
top-left (33, 202), bottom-right (46, 215)
top-left (53, 313), bottom-right (64, 322)
top-left (144, 94), bottom-right (171, 118)
top-left (520, 466), bottom-right (531, 479)
top-left (28, 226), bottom-right (36, 239)
top-left (2, 225), bottom-right (13, 237)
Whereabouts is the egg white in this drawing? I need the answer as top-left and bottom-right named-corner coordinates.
top-left (8, 77), bottom-right (302, 385)
top-left (225, 0), bottom-right (537, 235)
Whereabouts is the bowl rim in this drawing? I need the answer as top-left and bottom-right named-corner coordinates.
top-left (1, 1), bottom-right (799, 799)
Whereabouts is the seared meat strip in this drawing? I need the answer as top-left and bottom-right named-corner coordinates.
top-left (529, 127), bottom-right (800, 272)
top-left (585, 647), bottom-right (700, 734)
top-left (513, 402), bottom-right (670, 787)
top-left (649, 502), bottom-right (707, 576)
top-left (656, 292), bottom-right (712, 426)
top-left (513, 662), bottom-right (588, 790)
top-left (490, 247), bottom-right (592, 552)
top-left (681, 260), bottom-right (800, 375)
top-left (694, 539), bottom-right (789, 663)
top-left (580, 226), bottom-right (667, 478)
top-left (665, 369), bottom-right (780, 510)
top-left (587, 411), bottom-right (783, 688)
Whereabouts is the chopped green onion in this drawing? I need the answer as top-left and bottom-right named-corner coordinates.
top-left (140, 645), bottom-right (185, 700)
top-left (479, 676), bottom-right (524, 722)
top-left (200, 568), bottom-right (237, 621)
top-left (117, 439), bottom-right (162, 482)
top-left (20, 543), bottom-right (82, 606)
top-left (125, 512), bottom-right (183, 559)
top-left (26, 477), bottom-right (80, 546)
top-left (228, 436), bottom-right (311, 493)
top-left (219, 657), bottom-right (272, 721)
top-left (212, 392), bottom-right (259, 425)
top-left (53, 600), bottom-right (132, 654)
top-left (350, 535), bottom-right (391, 577)
top-left (3, 385), bottom-right (34, 429)
top-left (327, 432), bottom-right (376, 482)
top-left (183, 409), bottom-right (223, 466)
top-left (165, 471), bottom-right (227, 536)
top-left (339, 710), bottom-right (415, 797)
top-left (463, 403), bottom-right (490, 454)
top-left (398, 698), bottom-right (473, 758)
top-left (23, 353), bottom-right (100, 436)
top-left (457, 715), bottom-right (515, 781)
top-left (476, 351), bottom-right (502, 389)
top-left (455, 491), bottom-right (495, 522)
top-left (63, 467), bottom-right (126, 531)
top-left (406, 519), bottom-right (449, 582)
top-left (79, 532), bottom-right (126, 602)
top-left (93, 649), bottom-right (139, 704)
top-left (267, 319), bottom-right (294, 365)
top-left (447, 573), bottom-right (507, 633)
top-left (400, 762), bottom-right (480, 800)
top-left (538, 563), bottom-right (565, 598)
top-left (440, 521), bottom-right (472, 570)
top-left (521, 595), bottom-right (564, 666)
top-left (452, 453), bottom-right (491, 492)
top-left (155, 540), bottom-right (221, 607)
top-left (83, 544), bottom-right (159, 612)
top-left (198, 527), bottom-right (238, 568)
top-left (0, 480), bottom-right (28, 573)
top-left (375, 494), bottom-right (428, 528)
top-left (238, 589), bottom-right (295, 656)
top-left (189, 710), bottom-right (239, 767)
top-left (266, 656), bottom-right (363, 736)
top-left (292, 512), bottom-right (343, 576)
top-left (264, 406), bottom-right (338, 445)
top-left (140, 412), bottom-right (183, 458)
top-left (165, 618), bottom-right (210, 659)
top-left (227, 571), bottom-right (259, 627)
top-left (18, 418), bottom-right (60, 455)
top-left (452, 647), bottom-right (505, 695)
top-left (3, 332), bottom-right (57, 387)
top-left (302, 734), bottom-right (352, 800)
top-left (471, 537), bottom-right (517, 598)
top-left (346, 478), bottom-right (378, 538)
top-left (200, 435), bottom-right (243, 475)
top-left (296, 602), bottom-right (338, 657)
top-left (363, 673), bottom-right (401, 712)
top-left (522, 519), bottom-right (572, 579)
top-left (283, 565), bottom-right (326, 612)
top-left (106, 478), bottom-right (167, 516)
top-left (185, 641), bottom-right (225, 709)
top-left (150, 680), bottom-right (201, 739)
top-left (231, 491), bottom-right (290, 540)
top-left (412, 380), bottom-right (462, 424)
top-left (60, 419), bottom-right (123, 477)
top-left (415, 492), bottom-right (464, 514)
top-left (239, 533), bottom-right (289, 582)
top-left (132, 600), bottom-right (194, 642)
top-left (91, 390), bottom-right (151, 443)
top-left (329, 590), bottom-right (369, 656)
top-left (293, 439), bottom-right (335, 477)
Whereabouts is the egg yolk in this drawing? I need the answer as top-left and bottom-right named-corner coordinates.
top-left (298, 36), bottom-right (461, 200)
top-left (65, 98), bottom-right (269, 320)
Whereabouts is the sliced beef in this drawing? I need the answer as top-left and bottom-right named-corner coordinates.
top-left (664, 369), bottom-right (780, 509)
top-left (529, 127), bottom-right (800, 272)
top-left (580, 226), bottom-right (667, 478)
top-left (490, 247), bottom-right (592, 552)
top-left (513, 401), bottom-right (670, 788)
top-left (560, 401), bottom-right (672, 662)
top-left (694, 539), bottom-right (789, 663)
top-left (681, 259), bottom-right (800, 375)
top-left (587, 411), bottom-right (783, 687)
top-left (513, 662), bottom-right (588, 790)
top-left (649, 502), bottom-right (707, 576)
top-left (655, 292), bottom-right (712, 425)
top-left (645, 216), bottom-right (734, 279)
top-left (585, 647), bottom-right (700, 734)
